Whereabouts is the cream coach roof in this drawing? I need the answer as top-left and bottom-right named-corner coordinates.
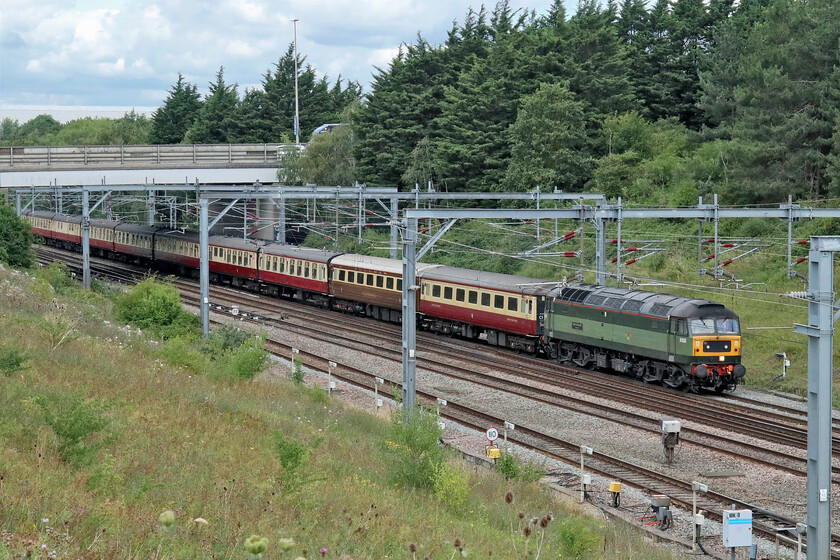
top-left (330, 253), bottom-right (442, 275)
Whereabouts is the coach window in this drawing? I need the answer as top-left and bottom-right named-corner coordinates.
top-left (366, 274), bottom-right (374, 286)
top-left (337, 270), bottom-right (344, 281)
top-left (468, 290), bottom-right (478, 305)
top-left (528, 299), bottom-right (533, 315)
top-left (296, 261), bottom-right (302, 276)
top-left (396, 279), bottom-right (403, 291)
top-left (357, 272), bottom-right (364, 284)
top-left (443, 286), bottom-right (453, 300)
top-left (432, 284), bottom-right (441, 298)
top-left (481, 292), bottom-right (491, 307)
top-left (456, 288), bottom-right (465, 302)
top-left (386, 277), bottom-right (394, 290)
top-left (347, 271), bottom-right (354, 283)
top-left (495, 295), bottom-right (504, 309)
top-left (508, 297), bottom-right (518, 312)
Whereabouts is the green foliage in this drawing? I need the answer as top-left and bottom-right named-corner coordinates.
top-left (0, 346), bottom-right (27, 377)
top-left (113, 278), bottom-right (188, 338)
top-left (0, 202), bottom-right (34, 268)
top-left (161, 327), bottom-right (268, 382)
top-left (505, 83), bottom-right (592, 191)
top-left (558, 517), bottom-right (603, 558)
top-left (382, 407), bottom-right (445, 488)
top-left (432, 460), bottom-right (470, 509)
top-left (273, 432), bottom-right (322, 490)
top-left (150, 73), bottom-right (202, 144)
top-left (494, 451), bottom-right (545, 483)
top-left (291, 354), bottom-right (304, 384)
top-left (185, 67), bottom-right (240, 144)
top-left (203, 323), bottom-right (250, 353)
top-left (36, 262), bottom-right (76, 293)
top-left (37, 393), bottom-right (111, 465)
top-left (213, 336), bottom-right (269, 382)
top-left (36, 312), bottom-right (80, 351)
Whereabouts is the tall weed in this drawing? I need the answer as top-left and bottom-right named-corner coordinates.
top-left (432, 460), bottom-right (470, 510)
top-left (382, 407), bottom-right (444, 488)
top-left (0, 346), bottom-right (27, 376)
top-left (36, 392), bottom-right (111, 466)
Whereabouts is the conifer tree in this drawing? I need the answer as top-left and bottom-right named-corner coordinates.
top-left (149, 73), bottom-right (202, 144)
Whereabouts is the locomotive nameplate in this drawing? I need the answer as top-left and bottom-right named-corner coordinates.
top-left (572, 322), bottom-right (583, 330)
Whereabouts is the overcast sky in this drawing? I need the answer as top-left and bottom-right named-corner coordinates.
top-left (0, 0), bottom-right (566, 122)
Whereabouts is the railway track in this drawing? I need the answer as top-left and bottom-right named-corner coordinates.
top-left (36, 246), bottom-right (840, 556)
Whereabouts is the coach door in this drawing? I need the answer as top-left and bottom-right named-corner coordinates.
top-left (668, 317), bottom-right (679, 362)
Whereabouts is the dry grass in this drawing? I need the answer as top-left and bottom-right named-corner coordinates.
top-left (0, 265), bottom-right (687, 559)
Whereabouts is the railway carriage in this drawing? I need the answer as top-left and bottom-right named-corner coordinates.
top-left (154, 230), bottom-right (201, 273)
top-left (329, 254), bottom-right (439, 322)
top-left (89, 218), bottom-right (119, 254)
top-left (23, 211), bottom-right (55, 239)
top-left (417, 266), bottom-right (557, 352)
top-left (543, 283), bottom-right (744, 392)
top-left (259, 244), bottom-right (338, 304)
top-left (209, 236), bottom-right (262, 285)
top-left (113, 224), bottom-right (156, 261)
top-left (48, 214), bottom-right (83, 248)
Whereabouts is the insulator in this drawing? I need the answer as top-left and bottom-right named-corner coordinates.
top-left (785, 291), bottom-right (808, 299)
top-left (624, 258), bottom-right (638, 266)
top-left (560, 251), bottom-right (578, 258)
top-left (722, 259), bottom-right (734, 266)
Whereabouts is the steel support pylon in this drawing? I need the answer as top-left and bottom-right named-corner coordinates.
top-left (82, 189), bottom-right (90, 289)
top-left (401, 217), bottom-right (417, 413)
top-left (794, 236), bottom-right (839, 560)
top-left (199, 198), bottom-right (210, 338)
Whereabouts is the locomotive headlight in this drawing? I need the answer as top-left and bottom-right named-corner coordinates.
top-left (719, 356), bottom-right (725, 362)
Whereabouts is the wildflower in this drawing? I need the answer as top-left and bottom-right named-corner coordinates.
top-left (276, 537), bottom-right (295, 551)
top-left (41, 518), bottom-right (49, 524)
top-left (158, 510), bottom-right (176, 528)
top-left (244, 535), bottom-right (269, 556)
top-left (518, 512), bottom-right (524, 519)
top-left (454, 538), bottom-right (462, 549)
top-left (319, 547), bottom-right (328, 556)
top-left (505, 491), bottom-right (514, 504)
top-left (523, 526), bottom-right (532, 537)
top-left (408, 543), bottom-right (416, 553)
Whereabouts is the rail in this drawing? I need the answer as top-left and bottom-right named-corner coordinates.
top-left (0, 143), bottom-right (298, 169)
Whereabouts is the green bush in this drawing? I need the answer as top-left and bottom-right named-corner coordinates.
top-left (0, 202), bottom-right (34, 269)
top-left (0, 346), bottom-right (27, 377)
top-left (213, 336), bottom-right (269, 382)
top-left (291, 354), bottom-right (304, 384)
top-left (495, 451), bottom-right (545, 482)
top-left (382, 408), bottom-right (445, 488)
top-left (160, 336), bottom-right (211, 373)
top-left (113, 278), bottom-right (185, 337)
top-left (37, 392), bottom-right (111, 465)
top-left (432, 460), bottom-right (470, 510)
top-left (558, 517), bottom-right (602, 558)
top-left (37, 262), bottom-right (76, 293)
top-left (273, 432), bottom-right (323, 491)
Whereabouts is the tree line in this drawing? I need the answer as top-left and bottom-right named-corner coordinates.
top-left (3, 0), bottom-right (840, 207)
top-left (352, 0), bottom-right (840, 205)
top-left (0, 43), bottom-right (361, 147)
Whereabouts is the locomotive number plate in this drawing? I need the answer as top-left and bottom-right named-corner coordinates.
top-left (572, 322), bottom-right (583, 330)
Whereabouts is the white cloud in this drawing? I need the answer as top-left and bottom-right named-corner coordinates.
top-left (2, 0), bottom-right (562, 106)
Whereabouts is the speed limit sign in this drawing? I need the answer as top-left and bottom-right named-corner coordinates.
top-left (486, 427), bottom-right (499, 442)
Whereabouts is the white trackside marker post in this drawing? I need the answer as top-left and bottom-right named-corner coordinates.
top-left (375, 377), bottom-right (384, 411)
top-left (328, 361), bottom-right (337, 394)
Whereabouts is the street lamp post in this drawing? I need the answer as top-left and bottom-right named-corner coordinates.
top-left (293, 18), bottom-right (300, 145)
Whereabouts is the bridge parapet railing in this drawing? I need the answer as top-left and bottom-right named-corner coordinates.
top-left (0, 143), bottom-right (297, 168)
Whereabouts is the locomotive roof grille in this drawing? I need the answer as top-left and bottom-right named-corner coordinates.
top-left (649, 303), bottom-right (673, 317)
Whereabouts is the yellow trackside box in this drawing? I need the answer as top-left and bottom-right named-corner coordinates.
top-left (609, 482), bottom-right (622, 493)
top-left (487, 446), bottom-right (501, 459)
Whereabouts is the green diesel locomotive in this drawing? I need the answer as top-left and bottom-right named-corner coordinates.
top-left (541, 283), bottom-right (745, 393)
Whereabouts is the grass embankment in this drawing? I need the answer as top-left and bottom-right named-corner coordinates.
top-left (0, 265), bottom-right (684, 559)
top-left (306, 213), bottom-right (839, 400)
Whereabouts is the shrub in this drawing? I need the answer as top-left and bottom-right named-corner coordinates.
top-left (113, 278), bottom-right (184, 337)
top-left (0, 202), bottom-right (34, 268)
top-left (37, 392), bottom-right (111, 465)
top-left (382, 407), bottom-right (445, 488)
top-left (291, 354), bottom-right (304, 384)
top-left (495, 451), bottom-right (545, 483)
top-left (558, 517), bottom-right (602, 558)
top-left (0, 346), bottom-right (27, 377)
top-left (273, 432), bottom-right (323, 491)
top-left (160, 336), bottom-right (211, 373)
top-left (432, 460), bottom-right (470, 510)
top-left (214, 336), bottom-right (269, 382)
top-left (37, 262), bottom-right (76, 293)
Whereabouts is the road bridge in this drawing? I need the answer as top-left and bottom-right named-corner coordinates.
top-left (0, 143), bottom-right (293, 187)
